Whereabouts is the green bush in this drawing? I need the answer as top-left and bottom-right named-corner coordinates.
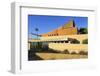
top-left (82, 39), bottom-right (88, 44)
top-left (62, 49), bottom-right (70, 54)
top-left (79, 51), bottom-right (88, 55)
top-left (47, 48), bottom-right (60, 53)
top-left (71, 51), bottom-right (77, 54)
top-left (79, 28), bottom-right (88, 34)
top-left (70, 39), bottom-right (80, 44)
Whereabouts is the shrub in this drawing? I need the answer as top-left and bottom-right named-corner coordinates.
top-left (82, 39), bottom-right (88, 44)
top-left (70, 39), bottom-right (80, 44)
top-left (47, 48), bottom-right (60, 53)
top-left (62, 49), bottom-right (70, 54)
top-left (71, 51), bottom-right (77, 54)
top-left (79, 51), bottom-right (88, 55)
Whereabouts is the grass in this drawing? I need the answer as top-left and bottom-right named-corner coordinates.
top-left (28, 49), bottom-right (88, 60)
top-left (36, 53), bottom-right (88, 60)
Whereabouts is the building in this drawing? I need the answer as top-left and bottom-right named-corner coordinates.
top-left (28, 20), bottom-right (88, 53)
top-left (41, 20), bottom-right (78, 37)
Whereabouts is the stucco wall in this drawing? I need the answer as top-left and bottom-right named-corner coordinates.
top-left (41, 27), bottom-right (78, 37)
top-left (40, 34), bottom-right (87, 43)
top-left (48, 43), bottom-right (88, 53)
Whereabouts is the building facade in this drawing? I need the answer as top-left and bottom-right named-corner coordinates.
top-left (41, 20), bottom-right (78, 37)
top-left (28, 20), bottom-right (88, 53)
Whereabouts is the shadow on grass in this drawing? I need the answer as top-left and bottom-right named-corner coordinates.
top-left (28, 51), bottom-right (43, 61)
top-left (28, 48), bottom-right (60, 61)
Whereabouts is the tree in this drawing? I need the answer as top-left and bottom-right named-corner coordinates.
top-left (35, 28), bottom-right (39, 39)
top-left (35, 28), bottom-right (39, 32)
top-left (79, 28), bottom-right (88, 34)
top-left (82, 39), bottom-right (88, 44)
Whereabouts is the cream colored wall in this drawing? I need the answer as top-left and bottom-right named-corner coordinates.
top-left (29, 34), bottom-right (87, 43)
top-left (40, 34), bottom-right (88, 43)
top-left (28, 34), bottom-right (88, 52)
top-left (65, 34), bottom-right (88, 43)
top-left (48, 43), bottom-right (88, 53)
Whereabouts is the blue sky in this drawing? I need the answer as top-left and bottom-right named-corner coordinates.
top-left (28, 15), bottom-right (88, 38)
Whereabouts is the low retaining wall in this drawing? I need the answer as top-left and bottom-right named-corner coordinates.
top-left (48, 43), bottom-right (88, 53)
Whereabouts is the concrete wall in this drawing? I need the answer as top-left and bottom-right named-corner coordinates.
top-left (48, 43), bottom-right (88, 53)
top-left (41, 20), bottom-right (78, 37)
top-left (29, 34), bottom-right (88, 52)
top-left (40, 34), bottom-right (88, 43)
top-left (41, 27), bottom-right (78, 37)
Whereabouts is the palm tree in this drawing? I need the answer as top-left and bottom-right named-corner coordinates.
top-left (35, 28), bottom-right (39, 39)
